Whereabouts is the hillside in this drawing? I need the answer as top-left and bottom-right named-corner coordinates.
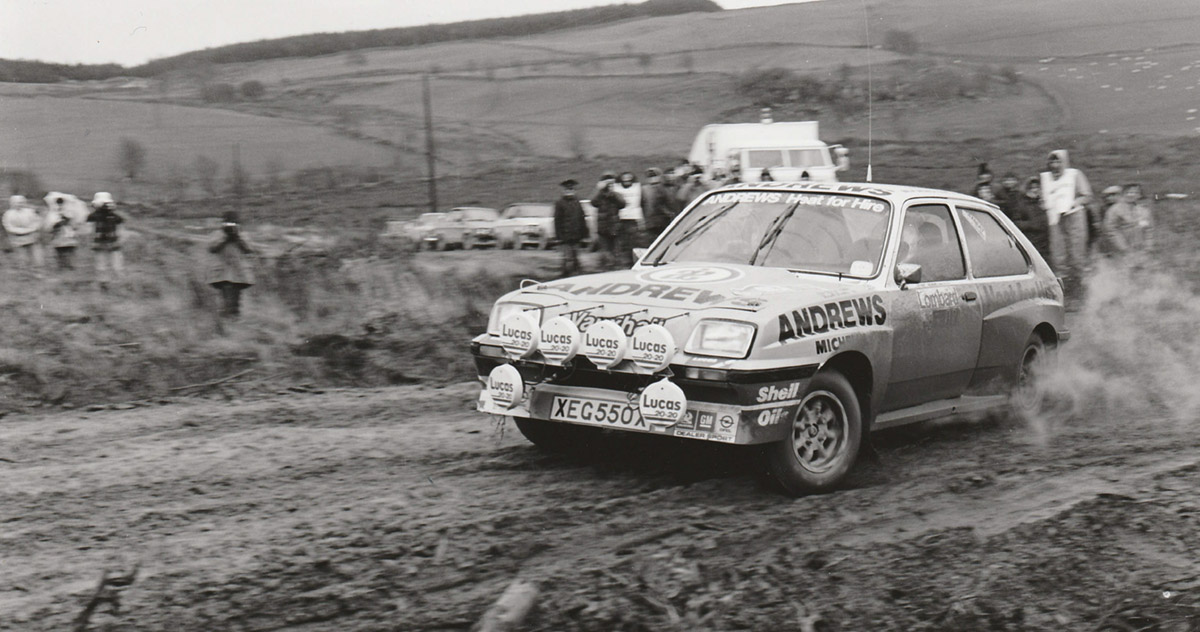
top-left (2, 0), bottom-right (1196, 198)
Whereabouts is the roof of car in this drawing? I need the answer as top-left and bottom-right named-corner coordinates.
top-left (712, 181), bottom-right (995, 207)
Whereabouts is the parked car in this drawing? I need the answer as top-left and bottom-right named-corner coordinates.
top-left (494, 203), bottom-right (556, 249)
top-left (473, 181), bottom-right (1067, 495)
top-left (427, 207), bottom-right (500, 250)
top-left (385, 212), bottom-right (445, 246)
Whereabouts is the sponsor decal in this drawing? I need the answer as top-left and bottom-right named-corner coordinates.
top-left (638, 379), bottom-right (688, 427)
top-left (756, 382), bottom-right (802, 403)
top-left (638, 265), bottom-right (742, 284)
top-left (777, 295), bottom-right (888, 343)
top-left (629, 324), bottom-right (677, 373)
top-left (548, 281), bottom-right (726, 306)
top-left (815, 336), bottom-right (847, 354)
top-left (538, 316), bottom-right (581, 365)
top-left (486, 364), bottom-right (524, 410)
top-left (696, 411), bottom-right (717, 432)
top-left (713, 414), bottom-right (737, 442)
top-left (582, 320), bottom-right (627, 369)
top-left (917, 287), bottom-right (959, 310)
top-left (720, 182), bottom-right (893, 196)
top-left (499, 312), bottom-right (539, 359)
top-left (571, 311), bottom-right (668, 337)
top-left (677, 410), bottom-right (697, 430)
top-left (701, 190), bottom-right (888, 212)
top-left (757, 407), bottom-right (789, 427)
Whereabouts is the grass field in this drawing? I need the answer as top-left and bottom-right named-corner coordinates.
top-left (9, 0), bottom-right (1196, 199)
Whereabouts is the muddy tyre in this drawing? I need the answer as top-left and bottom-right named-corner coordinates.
top-left (1008, 333), bottom-right (1049, 421)
top-left (764, 371), bottom-right (862, 496)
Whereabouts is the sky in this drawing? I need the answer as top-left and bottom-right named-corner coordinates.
top-left (0, 0), bottom-right (812, 67)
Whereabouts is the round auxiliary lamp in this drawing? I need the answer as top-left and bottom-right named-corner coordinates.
top-left (582, 320), bottom-right (627, 370)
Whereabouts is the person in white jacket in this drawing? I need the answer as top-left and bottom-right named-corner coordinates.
top-left (43, 194), bottom-right (84, 270)
top-left (615, 171), bottom-right (643, 266)
top-left (1039, 150), bottom-right (1092, 304)
top-left (3, 195), bottom-right (45, 269)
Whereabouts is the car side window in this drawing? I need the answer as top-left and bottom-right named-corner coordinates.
top-left (898, 204), bottom-right (966, 282)
top-left (957, 207), bottom-right (1030, 278)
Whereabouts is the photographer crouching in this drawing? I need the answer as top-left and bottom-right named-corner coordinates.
top-left (208, 211), bottom-right (257, 318)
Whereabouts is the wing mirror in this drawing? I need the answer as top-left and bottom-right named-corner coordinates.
top-left (894, 262), bottom-right (922, 289)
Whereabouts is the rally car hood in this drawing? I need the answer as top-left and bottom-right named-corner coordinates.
top-left (513, 263), bottom-right (873, 322)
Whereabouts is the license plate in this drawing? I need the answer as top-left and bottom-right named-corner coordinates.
top-left (549, 396), bottom-right (648, 430)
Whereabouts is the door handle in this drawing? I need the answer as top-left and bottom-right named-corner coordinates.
top-left (962, 291), bottom-right (978, 302)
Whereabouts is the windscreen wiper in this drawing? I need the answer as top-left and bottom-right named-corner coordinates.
top-left (749, 201), bottom-right (800, 266)
top-left (652, 201), bottom-right (739, 264)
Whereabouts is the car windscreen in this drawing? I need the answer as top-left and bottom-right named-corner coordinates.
top-left (644, 190), bottom-right (892, 278)
top-left (503, 205), bottom-right (553, 219)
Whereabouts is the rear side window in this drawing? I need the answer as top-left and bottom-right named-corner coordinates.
top-left (957, 208), bottom-right (1030, 278)
top-left (899, 204), bottom-right (966, 282)
top-left (787, 148), bottom-right (825, 168)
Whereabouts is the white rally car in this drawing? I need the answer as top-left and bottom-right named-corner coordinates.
top-left (473, 181), bottom-right (1068, 495)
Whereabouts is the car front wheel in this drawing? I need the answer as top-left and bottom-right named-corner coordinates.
top-left (764, 370), bottom-right (862, 496)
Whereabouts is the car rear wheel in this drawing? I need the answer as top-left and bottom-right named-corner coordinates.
top-left (764, 371), bottom-right (862, 496)
top-left (1009, 333), bottom-right (1050, 421)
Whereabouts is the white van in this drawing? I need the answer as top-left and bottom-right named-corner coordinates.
top-left (688, 118), bottom-right (849, 183)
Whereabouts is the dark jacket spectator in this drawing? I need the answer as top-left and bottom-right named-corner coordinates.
top-left (591, 175), bottom-right (625, 238)
top-left (553, 181), bottom-right (589, 244)
top-left (994, 172), bottom-right (1022, 219)
top-left (642, 168), bottom-right (679, 236)
top-left (1012, 177), bottom-right (1049, 259)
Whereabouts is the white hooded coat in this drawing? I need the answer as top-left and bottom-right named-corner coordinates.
top-left (1039, 150), bottom-right (1092, 226)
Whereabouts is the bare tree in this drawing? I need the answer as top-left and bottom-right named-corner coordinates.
top-left (117, 138), bottom-right (148, 181)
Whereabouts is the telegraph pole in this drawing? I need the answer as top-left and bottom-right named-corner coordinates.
top-left (422, 74), bottom-right (438, 213)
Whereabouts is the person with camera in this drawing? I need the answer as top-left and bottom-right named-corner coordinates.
top-left (87, 192), bottom-right (125, 288)
top-left (208, 211), bottom-right (257, 318)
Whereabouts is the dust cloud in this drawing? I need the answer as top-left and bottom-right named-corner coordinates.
top-left (1032, 259), bottom-right (1200, 441)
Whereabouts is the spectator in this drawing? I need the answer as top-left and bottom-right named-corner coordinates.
top-left (590, 173), bottom-right (625, 270)
top-left (759, 167), bottom-right (774, 182)
top-left (208, 211), bottom-right (257, 318)
top-left (1039, 150), bottom-right (1092, 305)
top-left (1096, 185), bottom-right (1123, 255)
top-left (1103, 183), bottom-right (1154, 259)
top-left (3, 195), bottom-right (45, 270)
top-left (553, 179), bottom-right (588, 277)
top-left (676, 171), bottom-right (708, 207)
top-left (87, 192), bottom-right (125, 289)
top-left (972, 163), bottom-right (996, 202)
top-left (44, 195), bottom-right (81, 270)
top-left (1013, 177), bottom-right (1050, 260)
top-left (994, 172), bottom-right (1022, 218)
top-left (615, 171), bottom-right (643, 267)
top-left (798, 170), bottom-right (811, 182)
top-left (642, 167), bottom-right (678, 242)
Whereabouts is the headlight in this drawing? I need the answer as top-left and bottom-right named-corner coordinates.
top-left (684, 320), bottom-right (756, 359)
top-left (488, 301), bottom-right (540, 335)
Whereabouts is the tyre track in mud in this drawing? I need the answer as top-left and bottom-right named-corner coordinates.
top-left (1, 381), bottom-right (1196, 631)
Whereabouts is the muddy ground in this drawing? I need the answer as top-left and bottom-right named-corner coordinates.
top-left (1, 367), bottom-right (1197, 631)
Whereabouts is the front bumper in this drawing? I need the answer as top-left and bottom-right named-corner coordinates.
top-left (474, 342), bottom-right (817, 445)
